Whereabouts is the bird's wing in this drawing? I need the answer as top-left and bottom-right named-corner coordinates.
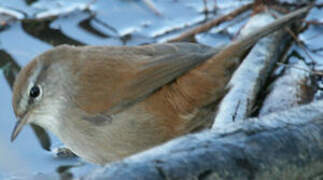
top-left (74, 5), bottom-right (311, 116)
top-left (74, 43), bottom-right (219, 115)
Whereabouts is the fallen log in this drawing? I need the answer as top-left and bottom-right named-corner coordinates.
top-left (213, 10), bottom-right (297, 128)
top-left (86, 100), bottom-right (323, 180)
top-left (259, 61), bottom-right (316, 116)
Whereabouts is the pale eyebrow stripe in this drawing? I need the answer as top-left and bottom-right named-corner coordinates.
top-left (22, 61), bottom-right (43, 107)
top-left (28, 61), bottom-right (43, 87)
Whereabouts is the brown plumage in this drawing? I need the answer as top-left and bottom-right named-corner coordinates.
top-left (11, 7), bottom-right (308, 165)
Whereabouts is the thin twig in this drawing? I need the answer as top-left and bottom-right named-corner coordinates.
top-left (277, 62), bottom-right (323, 76)
top-left (284, 26), bottom-right (317, 63)
top-left (305, 20), bottom-right (323, 25)
top-left (167, 2), bottom-right (253, 42)
top-left (269, 9), bottom-right (317, 63)
top-left (142, 0), bottom-right (162, 16)
top-left (84, 0), bottom-right (97, 10)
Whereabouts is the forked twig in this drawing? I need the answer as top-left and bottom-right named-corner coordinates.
top-left (167, 2), bottom-right (253, 42)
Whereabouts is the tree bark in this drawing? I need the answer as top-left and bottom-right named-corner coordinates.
top-left (213, 12), bottom-right (292, 127)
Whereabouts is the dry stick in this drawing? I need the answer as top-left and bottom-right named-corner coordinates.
top-left (167, 2), bottom-right (253, 42)
top-left (277, 62), bottom-right (323, 76)
top-left (305, 20), bottom-right (323, 25)
top-left (142, 0), bottom-right (162, 16)
top-left (259, 60), bottom-right (315, 117)
top-left (84, 0), bottom-right (97, 11)
top-left (202, 0), bottom-right (209, 14)
top-left (270, 11), bottom-right (317, 63)
top-left (212, 14), bottom-right (291, 128)
top-left (284, 26), bottom-right (317, 63)
top-left (212, 6), bottom-right (311, 128)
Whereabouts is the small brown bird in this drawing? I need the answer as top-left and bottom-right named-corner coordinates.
top-left (11, 7), bottom-right (308, 165)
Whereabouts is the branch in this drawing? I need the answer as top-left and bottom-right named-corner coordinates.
top-left (259, 61), bottom-right (315, 116)
top-left (213, 11), bottom-right (294, 127)
top-left (167, 3), bottom-right (253, 42)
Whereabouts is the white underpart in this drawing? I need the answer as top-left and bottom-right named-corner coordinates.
top-left (31, 96), bottom-right (66, 135)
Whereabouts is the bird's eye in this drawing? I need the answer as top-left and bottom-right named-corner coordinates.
top-left (29, 85), bottom-right (41, 98)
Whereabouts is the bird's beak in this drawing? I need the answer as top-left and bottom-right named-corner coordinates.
top-left (11, 116), bottom-right (28, 142)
